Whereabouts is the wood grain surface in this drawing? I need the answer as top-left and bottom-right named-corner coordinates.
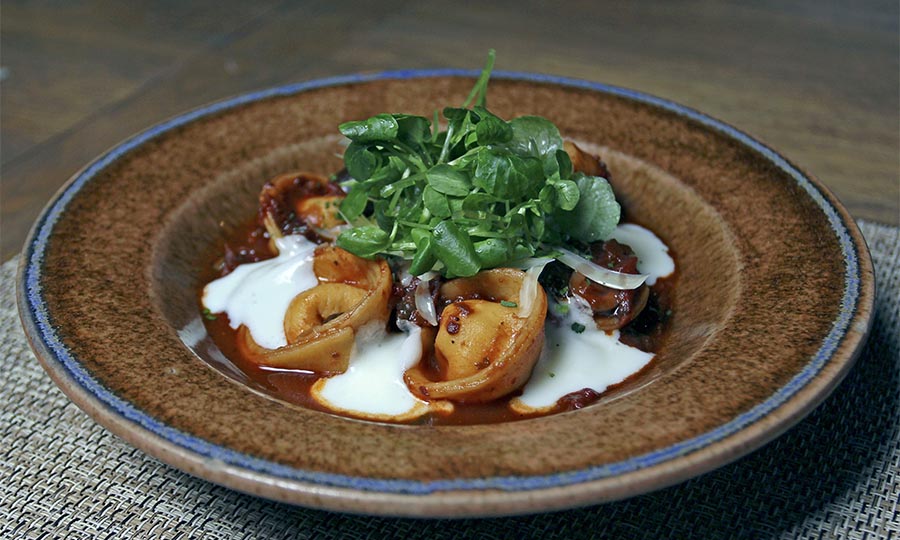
top-left (2, 0), bottom-right (898, 261)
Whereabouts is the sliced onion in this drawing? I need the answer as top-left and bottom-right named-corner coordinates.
top-left (555, 246), bottom-right (648, 290)
top-left (311, 224), bottom-right (351, 241)
top-left (414, 271), bottom-right (439, 326)
top-left (514, 257), bottom-right (555, 270)
top-left (518, 260), bottom-right (550, 319)
top-left (392, 260), bottom-right (414, 287)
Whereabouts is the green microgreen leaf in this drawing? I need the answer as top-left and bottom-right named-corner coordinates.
top-left (462, 192), bottom-right (496, 212)
top-left (556, 148), bottom-right (573, 177)
top-left (474, 238), bottom-right (509, 268)
top-left (336, 225), bottom-right (391, 258)
top-left (432, 221), bottom-right (481, 277)
top-left (340, 183), bottom-right (369, 220)
top-left (426, 164), bottom-right (472, 196)
top-left (554, 179), bottom-right (581, 211)
top-left (395, 114), bottom-right (432, 150)
top-left (409, 229), bottom-right (437, 275)
top-left (555, 174), bottom-right (620, 242)
top-left (473, 151), bottom-right (543, 199)
top-left (448, 197), bottom-right (466, 216)
top-left (538, 184), bottom-right (556, 212)
top-left (503, 116), bottom-right (564, 158)
top-left (473, 106), bottom-right (513, 145)
top-left (339, 114), bottom-right (399, 142)
top-left (343, 142), bottom-right (378, 181)
top-left (423, 186), bottom-right (451, 218)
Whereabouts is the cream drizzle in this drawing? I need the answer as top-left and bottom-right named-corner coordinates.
top-left (201, 235), bottom-right (319, 349)
top-left (511, 297), bottom-right (654, 413)
top-left (312, 322), bottom-right (447, 420)
top-left (607, 223), bottom-right (674, 285)
top-left (510, 223), bottom-right (673, 413)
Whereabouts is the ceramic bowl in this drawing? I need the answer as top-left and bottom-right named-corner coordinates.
top-left (17, 70), bottom-right (874, 517)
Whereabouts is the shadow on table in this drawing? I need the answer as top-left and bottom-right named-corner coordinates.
top-left (191, 296), bottom-right (897, 539)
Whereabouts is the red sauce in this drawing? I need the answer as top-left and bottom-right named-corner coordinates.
top-left (199, 236), bottom-right (675, 425)
top-left (197, 176), bottom-right (677, 426)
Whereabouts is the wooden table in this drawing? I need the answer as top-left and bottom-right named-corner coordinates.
top-left (2, 0), bottom-right (897, 261)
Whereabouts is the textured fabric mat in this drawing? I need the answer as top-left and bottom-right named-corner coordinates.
top-left (2, 220), bottom-right (898, 539)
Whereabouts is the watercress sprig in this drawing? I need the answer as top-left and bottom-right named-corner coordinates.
top-left (335, 50), bottom-right (621, 278)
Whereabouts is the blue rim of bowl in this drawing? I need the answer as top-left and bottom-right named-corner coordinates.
top-left (22, 69), bottom-right (861, 495)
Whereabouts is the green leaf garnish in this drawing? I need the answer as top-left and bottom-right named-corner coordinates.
top-left (334, 51), bottom-right (623, 279)
top-left (427, 164), bottom-right (472, 196)
top-left (339, 182), bottom-right (369, 220)
top-left (423, 186), bottom-right (451, 218)
top-left (554, 174), bottom-right (620, 243)
top-left (339, 114), bottom-right (399, 142)
top-left (335, 225), bottom-right (392, 258)
top-left (408, 229), bottom-right (437, 275)
top-left (432, 221), bottom-right (480, 277)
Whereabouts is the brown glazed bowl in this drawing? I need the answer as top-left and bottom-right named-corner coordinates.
top-left (17, 71), bottom-right (874, 517)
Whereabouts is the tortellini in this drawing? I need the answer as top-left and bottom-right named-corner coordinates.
top-left (238, 246), bottom-right (392, 373)
top-left (405, 268), bottom-right (548, 403)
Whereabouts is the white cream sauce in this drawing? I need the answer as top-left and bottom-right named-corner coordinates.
top-left (202, 235), bottom-right (319, 349)
top-left (511, 297), bottom-right (654, 413)
top-left (511, 223), bottom-right (674, 413)
top-left (312, 322), bottom-right (441, 420)
top-left (607, 223), bottom-right (674, 285)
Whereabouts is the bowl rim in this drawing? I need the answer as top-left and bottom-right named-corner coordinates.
top-left (16, 68), bottom-right (875, 516)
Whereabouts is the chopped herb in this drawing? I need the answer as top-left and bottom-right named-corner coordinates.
top-left (570, 322), bottom-right (586, 334)
top-left (500, 300), bottom-right (518, 308)
top-left (548, 372), bottom-right (556, 378)
top-left (554, 303), bottom-right (570, 315)
top-left (202, 308), bottom-right (217, 321)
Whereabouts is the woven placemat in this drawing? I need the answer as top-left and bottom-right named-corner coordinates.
top-left (2, 220), bottom-right (898, 539)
